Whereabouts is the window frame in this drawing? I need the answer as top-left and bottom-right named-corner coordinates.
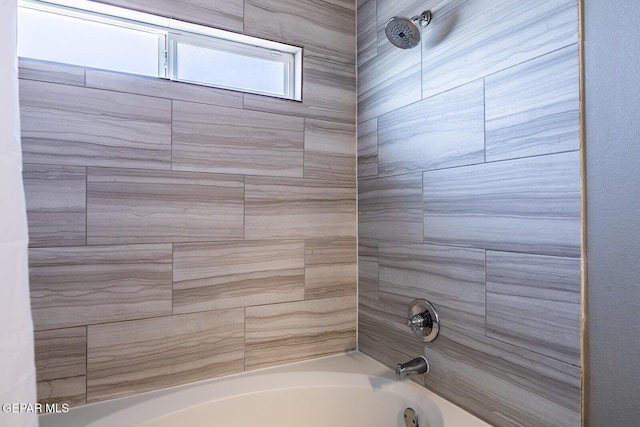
top-left (17, 0), bottom-right (303, 101)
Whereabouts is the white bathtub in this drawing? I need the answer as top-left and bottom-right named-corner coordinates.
top-left (39, 352), bottom-right (491, 427)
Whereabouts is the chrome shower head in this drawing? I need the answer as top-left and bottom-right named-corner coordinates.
top-left (384, 11), bottom-right (431, 49)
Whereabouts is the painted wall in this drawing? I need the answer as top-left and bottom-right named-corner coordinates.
top-left (357, 0), bottom-right (581, 425)
top-left (584, 1), bottom-right (640, 425)
top-left (21, 0), bottom-right (356, 406)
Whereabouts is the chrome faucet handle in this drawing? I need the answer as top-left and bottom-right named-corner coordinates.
top-left (406, 299), bottom-right (440, 342)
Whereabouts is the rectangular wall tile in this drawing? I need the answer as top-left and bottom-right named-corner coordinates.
top-left (93, 0), bottom-right (244, 32)
top-left (245, 296), bottom-right (356, 370)
top-left (421, 0), bottom-right (578, 98)
top-left (358, 173), bottom-right (422, 242)
top-left (357, 118), bottom-right (378, 179)
top-left (378, 80), bottom-right (485, 176)
top-left (304, 237), bottom-right (357, 299)
top-left (304, 119), bottom-right (356, 181)
top-left (173, 101), bottom-right (304, 177)
top-left (245, 177), bottom-right (355, 239)
top-left (358, 239), bottom-right (379, 300)
top-left (486, 251), bottom-right (581, 365)
top-left (87, 168), bottom-right (244, 244)
top-left (20, 80), bottom-right (171, 169)
top-left (35, 327), bottom-right (86, 406)
top-left (30, 244), bottom-right (172, 331)
top-left (379, 242), bottom-right (485, 334)
top-left (358, 45), bottom-right (421, 122)
top-left (23, 165), bottom-right (86, 248)
top-left (87, 309), bottom-right (244, 403)
top-left (485, 44), bottom-right (580, 161)
top-left (18, 58), bottom-right (85, 86)
top-left (243, 57), bottom-right (356, 124)
top-left (173, 241), bottom-right (305, 314)
top-left (244, 0), bottom-right (355, 65)
top-left (357, 0), bottom-right (377, 65)
top-left (423, 152), bottom-right (581, 257)
top-left (85, 69), bottom-right (243, 108)
top-left (423, 327), bottom-right (580, 426)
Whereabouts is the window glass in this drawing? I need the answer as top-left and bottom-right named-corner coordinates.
top-left (18, 7), bottom-right (160, 76)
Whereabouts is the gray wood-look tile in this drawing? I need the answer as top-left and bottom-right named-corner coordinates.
top-left (35, 327), bottom-right (86, 406)
top-left (358, 239), bottom-right (379, 300)
top-left (358, 43), bottom-right (421, 122)
top-left (304, 119), bottom-right (356, 181)
top-left (245, 177), bottom-right (356, 240)
top-left (19, 80), bottom-right (171, 170)
top-left (30, 244), bottom-right (172, 331)
top-left (357, 118), bottom-right (378, 179)
top-left (357, 0), bottom-right (377, 65)
top-left (423, 327), bottom-right (580, 427)
top-left (245, 296), bottom-right (357, 370)
top-left (243, 56), bottom-right (356, 124)
top-left (87, 309), bottom-right (245, 403)
top-left (485, 44), bottom-right (580, 162)
top-left (377, 79), bottom-right (485, 176)
top-left (173, 241), bottom-right (305, 314)
top-left (378, 242), bottom-right (485, 334)
top-left (23, 165), bottom-right (86, 248)
top-left (244, 0), bottom-right (355, 65)
top-left (18, 58), bottom-right (85, 86)
top-left (172, 101), bottom-right (304, 177)
top-left (421, 0), bottom-right (578, 99)
top-left (304, 237), bottom-right (357, 299)
top-left (359, 296), bottom-right (424, 372)
top-left (85, 69), bottom-right (243, 108)
top-left (358, 173), bottom-right (423, 242)
top-left (422, 152), bottom-right (581, 257)
top-left (486, 251), bottom-right (581, 366)
top-left (93, 0), bottom-right (243, 31)
top-left (87, 168), bottom-right (244, 244)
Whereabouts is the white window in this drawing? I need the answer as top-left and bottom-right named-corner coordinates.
top-left (17, 0), bottom-right (302, 100)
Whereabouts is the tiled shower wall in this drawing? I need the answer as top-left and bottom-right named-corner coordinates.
top-left (21, 0), bottom-right (356, 406)
top-left (357, 0), bottom-right (581, 426)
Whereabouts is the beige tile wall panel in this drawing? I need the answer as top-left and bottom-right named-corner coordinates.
top-left (357, 43), bottom-right (421, 123)
top-left (87, 168), bottom-right (244, 244)
top-left (94, 0), bottom-right (244, 32)
top-left (303, 119), bottom-right (356, 182)
top-left (422, 152), bottom-right (581, 257)
top-left (172, 101), bottom-right (304, 177)
top-left (358, 239), bottom-right (379, 300)
top-left (34, 327), bottom-right (86, 406)
top-left (423, 328), bottom-right (580, 427)
top-left (173, 240), bottom-right (305, 314)
top-left (245, 296), bottom-right (357, 370)
top-left (486, 251), bottom-right (581, 366)
top-left (485, 44), bottom-right (580, 162)
top-left (245, 177), bottom-right (356, 239)
top-left (85, 69), bottom-right (243, 108)
top-left (357, 0), bottom-right (377, 65)
top-left (358, 296), bottom-right (424, 372)
top-left (23, 165), bottom-right (86, 248)
top-left (377, 80), bottom-right (485, 177)
top-left (244, 0), bottom-right (355, 65)
top-left (357, 118), bottom-right (378, 179)
top-left (243, 57), bottom-right (356, 124)
top-left (420, 0), bottom-right (578, 99)
top-left (18, 58), bottom-right (85, 86)
top-left (379, 242), bottom-right (486, 334)
top-left (19, 80), bottom-right (171, 170)
top-left (30, 244), bottom-right (172, 331)
top-left (87, 309), bottom-right (245, 403)
top-left (304, 237), bottom-right (357, 299)
top-left (358, 173), bottom-right (423, 242)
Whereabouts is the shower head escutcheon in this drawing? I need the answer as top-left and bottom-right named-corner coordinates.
top-left (384, 11), bottom-right (432, 49)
